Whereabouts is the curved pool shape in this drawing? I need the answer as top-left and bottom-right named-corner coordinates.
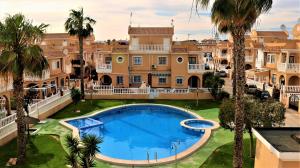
top-left (180, 119), bottom-right (219, 133)
top-left (61, 104), bottom-right (217, 166)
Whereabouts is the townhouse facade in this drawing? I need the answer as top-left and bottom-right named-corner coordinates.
top-left (94, 26), bottom-right (210, 89)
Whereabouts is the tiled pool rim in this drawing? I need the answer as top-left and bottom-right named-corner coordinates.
top-left (59, 103), bottom-right (219, 166)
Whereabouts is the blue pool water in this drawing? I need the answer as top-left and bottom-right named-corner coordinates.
top-left (67, 105), bottom-right (204, 160)
top-left (186, 120), bottom-right (214, 128)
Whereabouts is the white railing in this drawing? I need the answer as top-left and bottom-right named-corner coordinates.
top-left (130, 44), bottom-right (169, 52)
top-left (90, 85), bottom-right (211, 95)
top-left (188, 64), bottom-right (206, 73)
top-left (24, 70), bottom-right (50, 81)
top-left (245, 56), bottom-right (253, 62)
top-left (246, 79), bottom-right (273, 93)
top-left (0, 90), bottom-right (72, 139)
top-left (277, 63), bottom-right (300, 73)
top-left (282, 86), bottom-right (300, 93)
top-left (0, 75), bottom-right (13, 93)
top-left (96, 63), bottom-right (112, 73)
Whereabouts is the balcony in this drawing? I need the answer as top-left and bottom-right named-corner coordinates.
top-left (0, 76), bottom-right (13, 93)
top-left (277, 63), bottom-right (300, 73)
top-left (96, 64), bottom-right (112, 73)
top-left (129, 44), bottom-right (169, 53)
top-left (188, 64), bottom-right (206, 73)
top-left (245, 56), bottom-right (253, 62)
top-left (24, 70), bottom-right (50, 81)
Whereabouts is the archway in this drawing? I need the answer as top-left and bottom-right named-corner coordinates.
top-left (188, 76), bottom-right (200, 88)
top-left (279, 75), bottom-right (285, 88)
top-left (289, 94), bottom-right (299, 111)
top-left (220, 59), bottom-right (228, 65)
top-left (25, 83), bottom-right (39, 100)
top-left (288, 76), bottom-right (300, 86)
top-left (245, 64), bottom-right (252, 70)
top-left (42, 82), bottom-right (48, 99)
top-left (50, 81), bottom-right (57, 95)
top-left (100, 75), bottom-right (112, 85)
top-left (0, 95), bottom-right (9, 116)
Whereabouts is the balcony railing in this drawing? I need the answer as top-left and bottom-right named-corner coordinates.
top-left (130, 44), bottom-right (169, 52)
top-left (277, 63), bottom-right (300, 73)
top-left (282, 86), bottom-right (300, 93)
top-left (24, 70), bottom-right (50, 81)
top-left (188, 64), bottom-right (206, 73)
top-left (245, 56), bottom-right (253, 62)
top-left (96, 64), bottom-right (112, 73)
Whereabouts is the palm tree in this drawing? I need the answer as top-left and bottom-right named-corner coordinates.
top-left (0, 14), bottom-right (48, 164)
top-left (194, 0), bottom-right (272, 167)
top-left (65, 7), bottom-right (96, 100)
top-left (65, 134), bottom-right (102, 168)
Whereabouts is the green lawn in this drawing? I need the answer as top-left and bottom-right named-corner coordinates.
top-left (0, 100), bottom-right (255, 168)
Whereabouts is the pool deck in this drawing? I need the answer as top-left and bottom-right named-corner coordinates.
top-left (59, 103), bottom-right (220, 166)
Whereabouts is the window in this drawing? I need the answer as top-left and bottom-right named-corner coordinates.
top-left (158, 57), bottom-right (167, 65)
top-left (105, 57), bottom-right (112, 64)
top-left (132, 75), bottom-right (141, 83)
top-left (176, 77), bottom-right (184, 85)
top-left (116, 76), bottom-right (123, 85)
top-left (177, 57), bottom-right (183, 63)
top-left (133, 56), bottom-right (142, 65)
top-left (267, 54), bottom-right (276, 63)
top-left (52, 60), bottom-right (60, 69)
top-left (271, 74), bottom-right (276, 84)
top-left (159, 77), bottom-right (167, 84)
top-left (188, 57), bottom-right (197, 64)
top-left (116, 56), bottom-right (124, 63)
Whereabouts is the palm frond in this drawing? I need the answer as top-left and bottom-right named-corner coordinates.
top-left (23, 45), bottom-right (49, 76)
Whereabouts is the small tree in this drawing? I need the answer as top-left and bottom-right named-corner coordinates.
top-left (205, 75), bottom-right (225, 100)
top-left (65, 134), bottom-right (102, 168)
top-left (219, 97), bottom-right (285, 158)
top-left (71, 88), bottom-right (81, 112)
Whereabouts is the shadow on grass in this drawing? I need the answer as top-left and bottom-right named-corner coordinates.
top-left (200, 138), bottom-right (255, 168)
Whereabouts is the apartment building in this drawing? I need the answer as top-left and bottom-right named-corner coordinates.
top-left (94, 26), bottom-right (209, 89)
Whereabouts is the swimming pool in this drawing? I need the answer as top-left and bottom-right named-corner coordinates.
top-left (62, 104), bottom-right (217, 166)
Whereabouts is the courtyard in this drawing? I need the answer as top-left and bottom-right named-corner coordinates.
top-left (1, 100), bottom-right (255, 168)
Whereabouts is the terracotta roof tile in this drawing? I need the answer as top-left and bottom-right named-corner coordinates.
top-left (256, 31), bottom-right (288, 37)
top-left (128, 27), bottom-right (174, 35)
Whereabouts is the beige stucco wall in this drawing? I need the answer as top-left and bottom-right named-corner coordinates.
top-left (255, 139), bottom-right (300, 168)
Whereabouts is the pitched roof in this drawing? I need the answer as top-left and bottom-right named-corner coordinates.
top-left (256, 31), bottom-right (288, 37)
top-left (128, 26), bottom-right (174, 35)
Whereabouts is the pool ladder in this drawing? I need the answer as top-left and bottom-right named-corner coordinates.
top-left (146, 152), bottom-right (158, 163)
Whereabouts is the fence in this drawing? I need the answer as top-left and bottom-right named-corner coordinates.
top-left (0, 90), bottom-right (71, 141)
top-left (91, 85), bottom-right (210, 95)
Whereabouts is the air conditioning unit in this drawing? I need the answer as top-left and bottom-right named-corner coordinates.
top-left (152, 64), bottom-right (157, 69)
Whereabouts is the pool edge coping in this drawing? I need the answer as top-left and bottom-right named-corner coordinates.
top-left (59, 103), bottom-right (218, 166)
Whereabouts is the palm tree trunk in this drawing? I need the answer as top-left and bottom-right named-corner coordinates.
top-left (232, 51), bottom-right (237, 98)
top-left (13, 77), bottom-right (27, 164)
top-left (79, 36), bottom-right (85, 100)
top-left (232, 28), bottom-right (246, 168)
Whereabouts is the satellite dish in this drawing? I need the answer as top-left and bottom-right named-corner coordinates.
top-left (280, 24), bottom-right (287, 31)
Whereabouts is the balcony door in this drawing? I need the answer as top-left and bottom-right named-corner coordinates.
top-left (188, 57), bottom-right (197, 64)
top-left (289, 56), bottom-right (295, 63)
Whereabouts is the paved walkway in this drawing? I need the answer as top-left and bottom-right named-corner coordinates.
top-left (284, 108), bottom-right (300, 127)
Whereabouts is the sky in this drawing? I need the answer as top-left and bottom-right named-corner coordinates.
top-left (0, 0), bottom-right (299, 41)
